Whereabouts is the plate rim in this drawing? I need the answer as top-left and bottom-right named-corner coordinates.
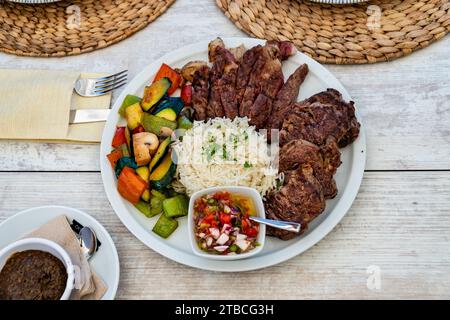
top-left (100, 37), bottom-right (366, 272)
top-left (0, 205), bottom-right (120, 300)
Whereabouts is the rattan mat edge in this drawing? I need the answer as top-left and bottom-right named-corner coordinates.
top-left (0, 0), bottom-right (176, 57)
top-left (216, 0), bottom-right (450, 64)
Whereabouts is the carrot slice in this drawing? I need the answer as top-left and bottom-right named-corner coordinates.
top-left (117, 166), bottom-right (147, 204)
top-left (107, 149), bottom-right (123, 168)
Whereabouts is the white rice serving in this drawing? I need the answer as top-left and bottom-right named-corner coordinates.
top-left (172, 117), bottom-right (278, 196)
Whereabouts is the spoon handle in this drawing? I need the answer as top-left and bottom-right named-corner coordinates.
top-left (249, 217), bottom-right (301, 233)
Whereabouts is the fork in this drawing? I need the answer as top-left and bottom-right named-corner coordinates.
top-left (74, 70), bottom-right (127, 97)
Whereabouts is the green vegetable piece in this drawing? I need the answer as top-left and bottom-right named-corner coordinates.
top-left (149, 196), bottom-right (164, 217)
top-left (151, 189), bottom-right (167, 200)
top-left (177, 115), bottom-right (193, 130)
top-left (162, 195), bottom-right (189, 219)
top-left (114, 157), bottom-right (138, 178)
top-left (118, 143), bottom-right (130, 157)
top-left (155, 108), bottom-right (177, 122)
top-left (142, 113), bottom-right (177, 136)
top-left (149, 137), bottom-right (171, 172)
top-left (152, 214), bottom-right (178, 238)
top-left (141, 78), bottom-right (171, 112)
top-left (152, 97), bottom-right (184, 115)
top-left (229, 244), bottom-right (238, 252)
top-left (149, 151), bottom-right (176, 190)
top-left (118, 95), bottom-right (142, 117)
top-left (135, 200), bottom-right (152, 218)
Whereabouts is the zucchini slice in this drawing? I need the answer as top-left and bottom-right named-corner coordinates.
top-left (152, 97), bottom-right (184, 115)
top-left (149, 151), bottom-right (176, 190)
top-left (141, 77), bottom-right (171, 111)
top-left (149, 137), bottom-right (171, 172)
top-left (155, 108), bottom-right (177, 122)
top-left (152, 214), bottom-right (178, 238)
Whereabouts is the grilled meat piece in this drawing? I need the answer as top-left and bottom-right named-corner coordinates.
top-left (280, 90), bottom-right (360, 147)
top-left (236, 45), bottom-right (263, 106)
top-left (239, 43), bottom-right (284, 127)
top-left (208, 39), bottom-right (239, 119)
top-left (279, 138), bottom-right (341, 199)
top-left (266, 40), bottom-right (297, 61)
top-left (247, 93), bottom-right (271, 128)
top-left (208, 38), bottom-right (225, 63)
top-left (265, 165), bottom-right (325, 240)
top-left (191, 65), bottom-right (210, 121)
top-left (267, 64), bottom-right (309, 133)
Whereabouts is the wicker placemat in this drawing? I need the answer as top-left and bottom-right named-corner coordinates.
top-left (0, 0), bottom-right (176, 57)
top-left (216, 0), bottom-right (450, 64)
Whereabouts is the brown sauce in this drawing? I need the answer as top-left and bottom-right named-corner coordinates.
top-left (0, 250), bottom-right (67, 300)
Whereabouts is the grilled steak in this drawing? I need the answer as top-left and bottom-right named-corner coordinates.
top-left (191, 65), bottom-right (210, 121)
top-left (265, 165), bottom-right (325, 240)
top-left (236, 45), bottom-right (263, 106)
top-left (267, 63), bottom-right (309, 133)
top-left (208, 39), bottom-right (240, 119)
top-left (279, 138), bottom-right (341, 199)
top-left (280, 90), bottom-right (360, 147)
top-left (240, 43), bottom-right (284, 128)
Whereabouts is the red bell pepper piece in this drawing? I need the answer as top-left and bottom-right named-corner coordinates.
top-left (220, 213), bottom-right (231, 225)
top-left (112, 127), bottom-right (127, 148)
top-left (117, 166), bottom-right (147, 205)
top-left (106, 149), bottom-right (123, 168)
top-left (132, 125), bottom-right (145, 135)
top-left (153, 63), bottom-right (181, 95)
top-left (180, 84), bottom-right (192, 106)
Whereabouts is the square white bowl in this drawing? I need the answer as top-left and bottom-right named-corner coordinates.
top-left (188, 186), bottom-right (266, 261)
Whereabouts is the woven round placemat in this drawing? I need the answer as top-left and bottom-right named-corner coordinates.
top-left (216, 0), bottom-right (450, 64)
top-left (0, 0), bottom-right (176, 57)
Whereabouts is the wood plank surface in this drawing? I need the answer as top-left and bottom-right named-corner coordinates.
top-left (1, 171), bottom-right (449, 299)
top-left (0, 0), bottom-right (449, 172)
top-left (0, 0), bottom-right (449, 300)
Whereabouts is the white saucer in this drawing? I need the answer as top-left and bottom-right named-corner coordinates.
top-left (0, 206), bottom-right (120, 300)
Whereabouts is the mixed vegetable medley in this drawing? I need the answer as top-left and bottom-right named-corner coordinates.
top-left (193, 191), bottom-right (260, 255)
top-left (107, 63), bottom-right (195, 239)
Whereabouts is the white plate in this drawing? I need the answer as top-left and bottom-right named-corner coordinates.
top-left (0, 206), bottom-right (120, 300)
top-left (100, 37), bottom-right (366, 272)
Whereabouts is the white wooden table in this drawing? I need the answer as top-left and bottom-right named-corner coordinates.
top-left (1, 0), bottom-right (449, 299)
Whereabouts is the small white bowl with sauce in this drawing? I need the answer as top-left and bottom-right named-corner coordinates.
top-left (188, 186), bottom-right (266, 261)
top-left (0, 238), bottom-right (75, 300)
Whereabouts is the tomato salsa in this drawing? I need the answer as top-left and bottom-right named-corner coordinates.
top-left (193, 191), bottom-right (260, 255)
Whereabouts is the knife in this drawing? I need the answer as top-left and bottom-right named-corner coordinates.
top-left (69, 109), bottom-right (110, 124)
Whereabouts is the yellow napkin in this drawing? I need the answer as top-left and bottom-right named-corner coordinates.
top-left (0, 69), bottom-right (111, 142)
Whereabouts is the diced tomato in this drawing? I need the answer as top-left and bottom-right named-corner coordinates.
top-left (132, 125), bottom-right (145, 135)
top-left (244, 227), bottom-right (258, 237)
top-left (213, 191), bottom-right (231, 201)
top-left (220, 213), bottom-right (231, 225)
top-left (112, 127), bottom-right (127, 148)
top-left (153, 63), bottom-right (181, 95)
top-left (106, 149), bottom-right (123, 168)
top-left (117, 166), bottom-right (147, 205)
top-left (203, 214), bottom-right (215, 224)
top-left (210, 220), bottom-right (219, 228)
top-left (180, 84), bottom-right (192, 106)
top-left (241, 219), bottom-right (249, 230)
